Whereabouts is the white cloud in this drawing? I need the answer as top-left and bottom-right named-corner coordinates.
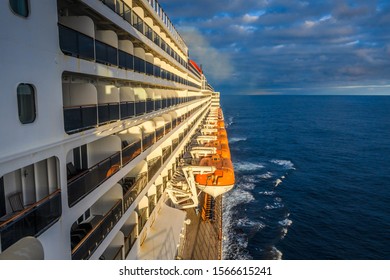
top-left (178, 26), bottom-right (234, 83)
top-left (242, 10), bottom-right (266, 23)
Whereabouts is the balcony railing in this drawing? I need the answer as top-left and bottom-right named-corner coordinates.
top-left (0, 190), bottom-right (61, 251)
top-left (67, 152), bottom-right (121, 207)
top-left (122, 140), bottom-right (141, 166)
top-left (142, 132), bottom-right (155, 151)
top-left (71, 200), bottom-right (123, 260)
top-left (155, 126), bottom-right (164, 141)
top-left (148, 156), bottom-right (162, 181)
top-left (138, 208), bottom-right (148, 235)
top-left (63, 105), bottom-right (97, 134)
top-left (118, 50), bottom-right (134, 70)
top-left (124, 224), bottom-right (137, 257)
top-left (58, 24), bottom-right (94, 60)
top-left (162, 146), bottom-right (172, 163)
top-left (98, 103), bottom-right (120, 124)
top-left (95, 40), bottom-right (118, 66)
top-left (146, 99), bottom-right (154, 113)
top-left (135, 100), bottom-right (146, 116)
top-left (120, 101), bottom-right (135, 120)
top-left (122, 173), bottom-right (148, 211)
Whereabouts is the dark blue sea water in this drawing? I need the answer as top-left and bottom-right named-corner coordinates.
top-left (221, 95), bottom-right (390, 260)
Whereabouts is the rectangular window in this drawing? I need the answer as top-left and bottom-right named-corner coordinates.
top-left (17, 83), bottom-right (36, 124)
top-left (9, 0), bottom-right (29, 17)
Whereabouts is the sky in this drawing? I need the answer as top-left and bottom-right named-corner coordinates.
top-left (161, 0), bottom-right (390, 95)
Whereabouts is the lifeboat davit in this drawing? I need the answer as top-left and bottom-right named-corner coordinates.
top-left (195, 154), bottom-right (235, 198)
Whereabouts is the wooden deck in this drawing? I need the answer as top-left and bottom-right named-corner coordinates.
top-left (178, 194), bottom-right (223, 260)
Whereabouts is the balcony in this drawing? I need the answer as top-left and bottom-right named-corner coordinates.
top-left (95, 40), bottom-right (118, 66)
top-left (122, 173), bottom-right (148, 212)
top-left (63, 105), bottom-right (97, 133)
top-left (147, 156), bottom-right (162, 181)
top-left (71, 199), bottom-right (122, 260)
top-left (142, 132), bottom-right (155, 151)
top-left (98, 103), bottom-right (120, 124)
top-left (0, 190), bottom-right (61, 251)
top-left (122, 140), bottom-right (142, 166)
top-left (58, 24), bottom-right (94, 61)
top-left (67, 152), bottom-right (121, 207)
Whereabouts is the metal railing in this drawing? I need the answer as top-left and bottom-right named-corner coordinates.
top-left (71, 199), bottom-right (123, 260)
top-left (0, 190), bottom-right (61, 251)
top-left (67, 152), bottom-right (121, 207)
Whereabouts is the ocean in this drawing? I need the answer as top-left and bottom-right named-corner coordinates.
top-left (221, 95), bottom-right (390, 260)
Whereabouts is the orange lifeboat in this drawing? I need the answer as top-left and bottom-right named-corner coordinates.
top-left (205, 141), bottom-right (231, 159)
top-left (195, 154), bottom-right (235, 197)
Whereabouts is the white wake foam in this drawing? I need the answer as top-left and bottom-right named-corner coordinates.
top-left (270, 159), bottom-right (296, 170)
top-left (229, 136), bottom-right (247, 143)
top-left (234, 161), bottom-right (265, 172)
top-left (278, 218), bottom-right (293, 227)
top-left (264, 202), bottom-right (284, 210)
top-left (271, 246), bottom-right (283, 260)
top-left (259, 191), bottom-right (275, 196)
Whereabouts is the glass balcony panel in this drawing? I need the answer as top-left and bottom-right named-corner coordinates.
top-left (122, 173), bottom-right (147, 211)
top-left (135, 101), bottom-right (146, 116)
top-left (98, 103), bottom-right (119, 124)
top-left (64, 105), bottom-right (97, 134)
top-left (0, 191), bottom-right (61, 251)
top-left (120, 101), bottom-right (135, 119)
top-left (134, 56), bottom-right (145, 73)
top-left (96, 41), bottom-right (118, 66)
top-left (146, 99), bottom-right (154, 113)
top-left (122, 140), bottom-right (141, 166)
top-left (118, 50), bottom-right (134, 70)
top-left (71, 200), bottom-right (122, 260)
top-left (68, 152), bottom-right (121, 207)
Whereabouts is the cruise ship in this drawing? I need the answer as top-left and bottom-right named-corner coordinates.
top-left (0, 0), bottom-right (234, 260)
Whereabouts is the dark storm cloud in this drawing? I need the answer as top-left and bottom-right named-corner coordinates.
top-left (161, 0), bottom-right (390, 94)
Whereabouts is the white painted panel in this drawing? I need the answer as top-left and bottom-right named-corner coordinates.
top-left (96, 85), bottom-right (120, 104)
top-left (62, 83), bottom-right (98, 106)
top-left (47, 157), bottom-right (58, 193)
top-left (34, 160), bottom-right (49, 201)
top-left (59, 16), bottom-right (95, 38)
top-left (87, 135), bottom-right (121, 167)
top-left (96, 30), bottom-right (118, 48)
top-left (118, 40), bottom-right (134, 54)
top-left (21, 165), bottom-right (36, 205)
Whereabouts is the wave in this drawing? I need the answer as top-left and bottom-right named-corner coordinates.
top-left (278, 218), bottom-right (293, 227)
top-left (234, 161), bottom-right (265, 172)
top-left (258, 172), bottom-right (273, 179)
top-left (237, 217), bottom-right (265, 230)
top-left (271, 246), bottom-right (283, 260)
top-left (270, 159), bottom-right (296, 170)
top-left (225, 116), bottom-right (234, 128)
top-left (265, 202), bottom-right (284, 210)
top-left (259, 191), bottom-right (275, 196)
top-left (238, 181), bottom-right (256, 191)
top-left (229, 137), bottom-right (247, 143)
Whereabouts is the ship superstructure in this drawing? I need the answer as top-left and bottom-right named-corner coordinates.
top-left (0, 0), bottom-right (233, 260)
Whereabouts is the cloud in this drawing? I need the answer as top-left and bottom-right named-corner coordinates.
top-left (178, 26), bottom-right (234, 84)
top-left (161, 0), bottom-right (390, 95)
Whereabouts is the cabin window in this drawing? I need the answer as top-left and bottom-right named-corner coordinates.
top-left (9, 0), bottom-right (29, 17)
top-left (17, 83), bottom-right (36, 124)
